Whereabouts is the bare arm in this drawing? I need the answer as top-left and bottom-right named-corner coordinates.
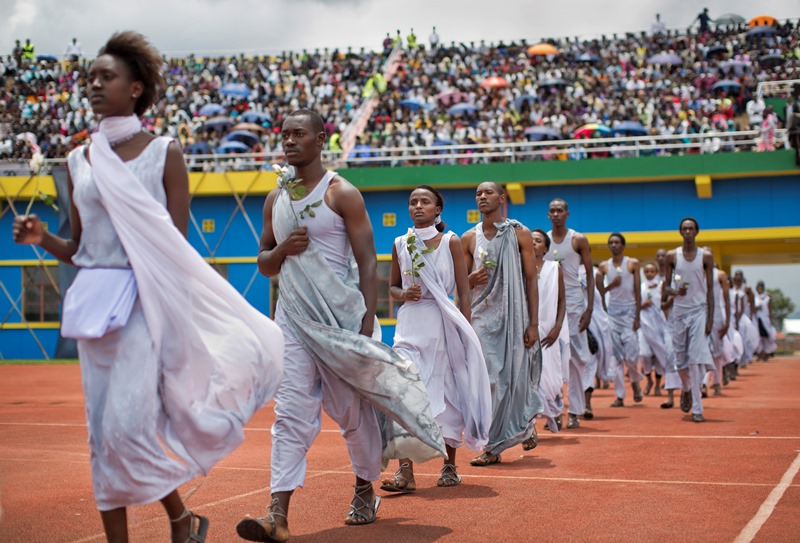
top-left (542, 264), bottom-right (566, 349)
top-left (704, 250), bottom-right (715, 335)
top-left (334, 179), bottom-right (378, 336)
top-left (13, 165), bottom-right (81, 264)
top-left (450, 234), bottom-right (472, 322)
top-left (257, 190), bottom-right (309, 277)
top-left (389, 242), bottom-right (421, 302)
top-left (720, 273), bottom-right (730, 335)
top-left (517, 226), bottom-right (539, 346)
top-left (163, 141), bottom-right (190, 237)
top-left (595, 263), bottom-right (608, 312)
top-left (631, 258), bottom-right (641, 330)
top-left (575, 233), bottom-right (594, 331)
top-left (662, 252), bottom-right (675, 305)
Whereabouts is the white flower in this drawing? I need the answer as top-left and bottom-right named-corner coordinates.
top-left (29, 152), bottom-right (45, 174)
top-left (271, 164), bottom-right (283, 174)
top-left (478, 248), bottom-right (488, 260)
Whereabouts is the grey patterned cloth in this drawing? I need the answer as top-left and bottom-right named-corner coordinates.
top-left (271, 188), bottom-right (447, 462)
top-left (472, 219), bottom-right (543, 455)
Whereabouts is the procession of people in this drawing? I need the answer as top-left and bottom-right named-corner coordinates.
top-left (9, 30), bottom-right (783, 543)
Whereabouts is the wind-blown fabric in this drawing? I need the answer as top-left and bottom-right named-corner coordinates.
top-left (271, 189), bottom-right (447, 461)
top-left (393, 231), bottom-right (492, 453)
top-left (90, 125), bottom-right (284, 475)
top-left (472, 219), bottom-right (543, 455)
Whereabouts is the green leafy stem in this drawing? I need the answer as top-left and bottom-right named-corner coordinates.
top-left (404, 233), bottom-right (434, 286)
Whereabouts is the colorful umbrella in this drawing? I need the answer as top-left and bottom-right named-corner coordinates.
top-left (514, 95), bottom-right (538, 110)
top-left (711, 80), bottom-right (742, 93)
top-left (704, 45), bottom-right (728, 59)
top-left (238, 111), bottom-right (271, 125)
top-left (203, 116), bottom-right (235, 131)
top-left (436, 91), bottom-right (470, 105)
top-left (747, 26), bottom-right (777, 38)
top-left (216, 141), bottom-right (250, 153)
top-left (523, 126), bottom-right (561, 141)
top-left (758, 54), bottom-right (784, 69)
top-left (198, 103), bottom-right (226, 117)
top-left (527, 43), bottom-right (559, 56)
top-left (647, 53), bottom-right (682, 65)
top-left (447, 103), bottom-right (479, 115)
top-left (573, 123), bottom-right (611, 138)
top-left (233, 122), bottom-right (268, 134)
top-left (611, 121), bottom-right (647, 136)
top-left (576, 52), bottom-right (601, 63)
top-left (219, 83), bottom-right (252, 98)
top-left (538, 78), bottom-right (567, 88)
top-left (224, 130), bottom-right (260, 146)
top-left (399, 98), bottom-right (430, 111)
top-left (716, 13), bottom-right (746, 26)
top-left (480, 76), bottom-right (509, 89)
top-left (749, 15), bottom-right (776, 27)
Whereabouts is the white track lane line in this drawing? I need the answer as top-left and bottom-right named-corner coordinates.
top-left (733, 450), bottom-right (800, 543)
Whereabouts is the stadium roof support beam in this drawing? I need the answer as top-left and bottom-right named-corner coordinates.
top-left (695, 174), bottom-right (712, 199)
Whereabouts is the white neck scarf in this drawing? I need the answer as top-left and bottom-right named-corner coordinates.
top-left (413, 225), bottom-right (439, 241)
top-left (97, 114), bottom-right (142, 145)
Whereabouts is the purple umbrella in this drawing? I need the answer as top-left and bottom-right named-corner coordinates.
top-left (647, 53), bottom-right (683, 65)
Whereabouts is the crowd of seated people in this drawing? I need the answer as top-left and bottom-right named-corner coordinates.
top-left (0, 16), bottom-right (797, 172)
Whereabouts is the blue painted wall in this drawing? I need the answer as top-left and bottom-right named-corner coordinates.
top-left (2, 173), bottom-right (799, 359)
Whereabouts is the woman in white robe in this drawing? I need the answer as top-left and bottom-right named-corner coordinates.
top-left (381, 185), bottom-right (491, 492)
top-left (532, 229), bottom-right (566, 433)
top-left (754, 281), bottom-right (778, 359)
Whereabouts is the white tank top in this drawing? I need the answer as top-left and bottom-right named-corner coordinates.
top-left (672, 246), bottom-right (707, 316)
top-left (291, 171), bottom-right (351, 278)
top-left (712, 268), bottom-right (727, 325)
top-left (537, 259), bottom-right (559, 334)
top-left (546, 228), bottom-right (584, 310)
top-left (606, 256), bottom-right (635, 308)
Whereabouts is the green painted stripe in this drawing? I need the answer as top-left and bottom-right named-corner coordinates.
top-left (338, 151), bottom-right (797, 191)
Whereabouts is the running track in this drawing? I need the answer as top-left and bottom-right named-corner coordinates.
top-left (1, 358), bottom-right (799, 542)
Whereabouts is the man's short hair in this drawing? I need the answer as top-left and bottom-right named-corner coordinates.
top-left (286, 108), bottom-right (326, 135)
top-left (608, 232), bottom-right (626, 245)
top-left (679, 216), bottom-right (700, 232)
top-left (549, 198), bottom-right (568, 210)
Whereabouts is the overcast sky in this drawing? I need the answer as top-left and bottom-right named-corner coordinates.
top-left (3, 0), bottom-right (798, 58)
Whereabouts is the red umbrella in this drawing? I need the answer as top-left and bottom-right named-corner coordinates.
top-left (480, 76), bottom-right (509, 89)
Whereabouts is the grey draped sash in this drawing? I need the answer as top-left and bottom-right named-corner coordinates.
top-left (271, 188), bottom-right (447, 461)
top-left (472, 219), bottom-right (543, 455)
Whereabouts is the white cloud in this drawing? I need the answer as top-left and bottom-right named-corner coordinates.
top-left (8, 0), bottom-right (38, 34)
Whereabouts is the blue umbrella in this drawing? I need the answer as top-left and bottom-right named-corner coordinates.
top-left (612, 121), bottom-right (647, 136)
top-left (399, 98), bottom-right (429, 111)
top-left (523, 126), bottom-right (562, 141)
top-left (577, 52), bottom-right (600, 63)
top-left (539, 78), bottom-right (567, 88)
top-left (747, 26), bottom-right (777, 38)
top-left (514, 94), bottom-right (538, 110)
top-left (185, 142), bottom-right (212, 154)
top-left (203, 116), bottom-right (235, 131)
top-left (647, 53), bottom-right (682, 65)
top-left (198, 103), bottom-right (226, 117)
top-left (711, 79), bottom-right (742, 93)
top-left (219, 83), bottom-right (252, 98)
top-left (349, 144), bottom-right (376, 159)
top-left (216, 141), bottom-right (250, 153)
top-left (704, 45), bottom-right (728, 59)
top-left (238, 111), bottom-right (271, 125)
top-left (224, 130), bottom-right (260, 146)
top-left (447, 103), bottom-right (478, 115)
top-left (759, 54), bottom-right (784, 68)
top-left (36, 54), bottom-right (58, 63)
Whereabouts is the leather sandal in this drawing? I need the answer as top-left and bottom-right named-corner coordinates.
top-left (437, 464), bottom-right (462, 487)
top-left (380, 462), bottom-right (416, 493)
top-left (522, 426), bottom-right (539, 451)
top-left (236, 498), bottom-right (289, 543)
top-left (171, 509), bottom-right (209, 543)
top-left (470, 452), bottom-right (501, 466)
top-left (344, 483), bottom-right (381, 526)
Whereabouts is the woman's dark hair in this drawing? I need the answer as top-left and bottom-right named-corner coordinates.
top-left (98, 31), bottom-right (165, 117)
top-left (532, 228), bottom-right (551, 250)
top-left (414, 184), bottom-right (447, 232)
top-left (608, 232), bottom-right (626, 245)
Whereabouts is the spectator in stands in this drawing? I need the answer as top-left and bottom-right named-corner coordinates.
top-left (757, 106), bottom-right (778, 151)
top-left (694, 8), bottom-right (712, 34)
top-left (747, 96), bottom-right (766, 129)
top-left (64, 38), bottom-right (83, 61)
top-left (21, 39), bottom-right (35, 65)
top-left (407, 29), bottom-right (418, 50)
top-left (429, 26), bottom-right (440, 52)
top-left (651, 14), bottom-right (666, 36)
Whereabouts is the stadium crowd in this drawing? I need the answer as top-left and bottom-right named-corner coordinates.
top-left (0, 14), bottom-right (798, 167)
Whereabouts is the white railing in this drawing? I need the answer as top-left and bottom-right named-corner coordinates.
top-left (0, 129), bottom-right (788, 176)
top-left (757, 79), bottom-right (800, 101)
